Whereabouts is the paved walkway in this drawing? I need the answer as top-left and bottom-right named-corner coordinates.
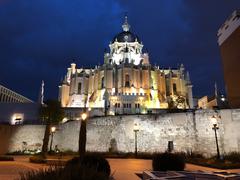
top-left (0, 156), bottom-right (48, 180)
top-left (108, 158), bottom-right (152, 180)
top-left (1, 156), bottom-right (240, 180)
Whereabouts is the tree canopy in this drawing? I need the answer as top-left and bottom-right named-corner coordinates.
top-left (40, 99), bottom-right (64, 124)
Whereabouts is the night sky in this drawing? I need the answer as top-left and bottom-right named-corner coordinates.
top-left (0, 1), bottom-right (239, 101)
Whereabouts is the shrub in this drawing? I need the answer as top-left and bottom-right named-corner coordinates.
top-left (152, 153), bottom-right (185, 171)
top-left (66, 154), bottom-right (111, 176)
top-left (224, 152), bottom-right (240, 163)
top-left (187, 152), bottom-right (204, 159)
top-left (21, 154), bottom-right (111, 180)
top-left (6, 150), bottom-right (24, 155)
top-left (29, 156), bottom-right (46, 164)
top-left (0, 156), bottom-right (14, 161)
top-left (20, 166), bottom-right (109, 180)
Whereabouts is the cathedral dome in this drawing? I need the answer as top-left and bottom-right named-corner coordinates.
top-left (113, 31), bottom-right (140, 43)
top-left (112, 15), bottom-right (141, 43)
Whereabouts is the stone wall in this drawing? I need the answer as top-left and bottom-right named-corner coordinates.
top-left (1, 109), bottom-right (240, 156)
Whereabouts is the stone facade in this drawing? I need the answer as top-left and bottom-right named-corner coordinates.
top-left (1, 109), bottom-right (240, 156)
top-left (58, 16), bottom-right (194, 115)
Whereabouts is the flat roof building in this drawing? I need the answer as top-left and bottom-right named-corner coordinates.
top-left (0, 84), bottom-right (40, 125)
top-left (218, 10), bottom-right (240, 108)
top-left (0, 84), bottom-right (32, 103)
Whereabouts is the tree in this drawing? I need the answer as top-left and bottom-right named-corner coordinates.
top-left (39, 99), bottom-right (64, 157)
top-left (79, 111), bottom-right (88, 156)
top-left (168, 95), bottom-right (186, 109)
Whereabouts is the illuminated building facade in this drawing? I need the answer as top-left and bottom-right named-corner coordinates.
top-left (218, 10), bottom-right (240, 108)
top-left (59, 16), bottom-right (194, 114)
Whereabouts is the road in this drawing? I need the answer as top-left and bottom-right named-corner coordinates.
top-left (1, 156), bottom-right (240, 180)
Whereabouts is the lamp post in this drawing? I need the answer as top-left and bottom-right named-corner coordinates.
top-left (79, 111), bottom-right (88, 156)
top-left (133, 123), bottom-right (139, 157)
top-left (50, 126), bottom-right (56, 152)
top-left (210, 114), bottom-right (221, 159)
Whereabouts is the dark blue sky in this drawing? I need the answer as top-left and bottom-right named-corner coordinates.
top-left (0, 0), bottom-right (239, 101)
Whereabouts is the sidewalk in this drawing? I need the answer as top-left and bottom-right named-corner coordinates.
top-left (0, 156), bottom-right (240, 180)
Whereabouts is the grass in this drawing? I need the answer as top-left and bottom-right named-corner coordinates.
top-left (186, 152), bottom-right (240, 169)
top-left (187, 158), bottom-right (240, 169)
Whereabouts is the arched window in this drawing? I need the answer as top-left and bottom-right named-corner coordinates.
top-left (173, 83), bottom-right (177, 93)
top-left (125, 74), bottom-right (130, 87)
top-left (78, 83), bottom-right (82, 94)
top-left (101, 77), bottom-right (104, 89)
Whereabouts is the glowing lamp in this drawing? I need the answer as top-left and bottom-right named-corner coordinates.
top-left (133, 123), bottom-right (139, 132)
top-left (210, 115), bottom-right (221, 126)
top-left (81, 112), bottom-right (88, 121)
top-left (51, 126), bottom-right (56, 133)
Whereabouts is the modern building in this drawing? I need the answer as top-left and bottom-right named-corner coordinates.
top-left (197, 95), bottom-right (227, 109)
top-left (198, 83), bottom-right (228, 109)
top-left (218, 10), bottom-right (240, 108)
top-left (0, 103), bottom-right (40, 125)
top-left (0, 84), bottom-right (40, 125)
top-left (59, 16), bottom-right (194, 115)
top-left (0, 84), bottom-right (32, 103)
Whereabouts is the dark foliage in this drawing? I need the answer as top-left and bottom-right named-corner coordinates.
top-left (39, 99), bottom-right (64, 157)
top-left (20, 166), bottom-right (109, 180)
top-left (21, 154), bottom-right (111, 180)
top-left (29, 156), bottom-right (46, 164)
top-left (0, 156), bottom-right (14, 161)
top-left (152, 153), bottom-right (185, 171)
top-left (66, 154), bottom-right (111, 176)
top-left (224, 152), bottom-right (240, 163)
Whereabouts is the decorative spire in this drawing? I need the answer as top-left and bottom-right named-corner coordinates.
top-left (122, 14), bottom-right (130, 32)
top-left (214, 82), bottom-right (218, 98)
top-left (38, 80), bottom-right (44, 105)
top-left (186, 71), bottom-right (191, 84)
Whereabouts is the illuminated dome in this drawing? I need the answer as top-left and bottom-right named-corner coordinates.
top-left (113, 31), bottom-right (140, 43)
top-left (112, 15), bottom-right (140, 43)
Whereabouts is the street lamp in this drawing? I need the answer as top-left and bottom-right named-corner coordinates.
top-left (210, 114), bottom-right (221, 159)
top-left (81, 112), bottom-right (87, 121)
top-left (133, 123), bottom-right (140, 157)
top-left (50, 126), bottom-right (56, 152)
top-left (79, 111), bottom-right (88, 156)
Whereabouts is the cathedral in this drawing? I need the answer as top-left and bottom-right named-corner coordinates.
top-left (59, 16), bottom-right (193, 115)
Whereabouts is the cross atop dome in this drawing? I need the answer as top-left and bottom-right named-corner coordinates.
top-left (122, 15), bottom-right (130, 32)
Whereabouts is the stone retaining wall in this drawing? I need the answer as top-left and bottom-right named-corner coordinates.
top-left (1, 109), bottom-right (240, 156)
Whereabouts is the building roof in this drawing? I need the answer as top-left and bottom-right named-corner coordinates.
top-left (0, 84), bottom-right (33, 103)
top-left (217, 10), bottom-right (240, 45)
top-left (113, 31), bottom-right (140, 43)
top-left (112, 15), bottom-right (141, 43)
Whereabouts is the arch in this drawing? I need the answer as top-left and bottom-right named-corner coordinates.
top-left (125, 74), bottom-right (130, 87)
top-left (101, 77), bottom-right (104, 89)
top-left (78, 82), bottom-right (82, 94)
